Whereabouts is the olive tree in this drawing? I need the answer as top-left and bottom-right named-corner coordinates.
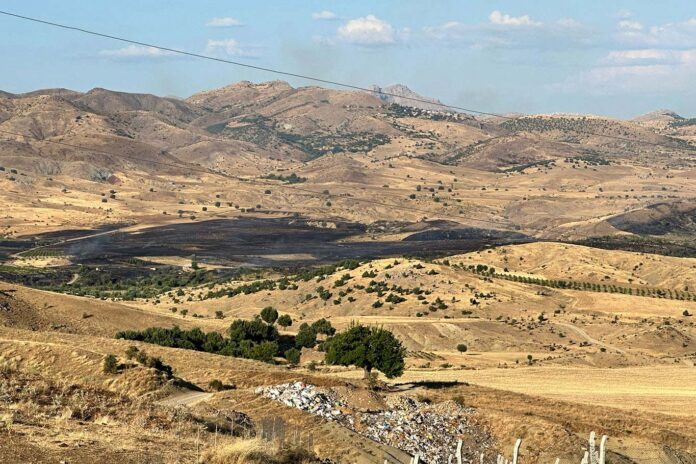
top-left (260, 306), bottom-right (278, 325)
top-left (324, 324), bottom-right (405, 379)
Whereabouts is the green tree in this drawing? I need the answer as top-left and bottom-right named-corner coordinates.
top-left (456, 344), bottom-right (468, 353)
top-left (260, 306), bottom-right (279, 325)
top-left (229, 318), bottom-right (279, 344)
top-left (325, 324), bottom-right (405, 379)
top-left (284, 347), bottom-right (301, 365)
top-left (277, 314), bottom-right (293, 328)
top-left (295, 323), bottom-right (317, 349)
top-left (248, 341), bottom-right (278, 363)
top-left (311, 318), bottom-right (335, 336)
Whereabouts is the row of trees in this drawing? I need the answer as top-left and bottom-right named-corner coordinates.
top-left (116, 311), bottom-right (298, 364)
top-left (115, 309), bottom-right (407, 378)
top-left (457, 262), bottom-right (696, 301)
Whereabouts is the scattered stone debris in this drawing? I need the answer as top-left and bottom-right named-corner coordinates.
top-left (257, 382), bottom-right (495, 463)
top-left (257, 382), bottom-right (353, 426)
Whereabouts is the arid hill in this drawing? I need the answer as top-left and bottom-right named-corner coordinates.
top-left (2, 80), bottom-right (695, 246)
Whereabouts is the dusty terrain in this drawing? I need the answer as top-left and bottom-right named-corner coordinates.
top-left (1, 81), bottom-right (696, 463)
top-left (2, 241), bottom-right (696, 462)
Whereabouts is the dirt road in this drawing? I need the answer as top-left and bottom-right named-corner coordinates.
top-left (158, 390), bottom-right (213, 407)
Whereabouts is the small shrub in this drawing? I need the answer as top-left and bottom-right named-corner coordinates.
top-left (277, 314), bottom-right (292, 327)
top-left (103, 354), bottom-right (118, 374)
top-left (125, 346), bottom-right (139, 360)
top-left (208, 379), bottom-right (235, 391)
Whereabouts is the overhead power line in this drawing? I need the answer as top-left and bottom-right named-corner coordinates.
top-left (0, 10), bottom-right (500, 117)
top-left (1, 9), bottom-right (695, 153)
top-left (0, 128), bottom-right (511, 227)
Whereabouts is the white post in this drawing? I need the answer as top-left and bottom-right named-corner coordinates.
top-left (599, 435), bottom-right (608, 464)
top-left (448, 456), bottom-right (453, 464)
top-left (480, 452), bottom-right (484, 464)
top-left (554, 459), bottom-right (560, 464)
top-left (512, 439), bottom-right (522, 464)
top-left (457, 439), bottom-right (463, 464)
top-left (581, 451), bottom-right (589, 464)
top-left (413, 454), bottom-right (420, 464)
top-left (589, 432), bottom-right (596, 464)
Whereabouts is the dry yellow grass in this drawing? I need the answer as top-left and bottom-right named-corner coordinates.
top-left (453, 242), bottom-right (696, 289)
top-left (332, 365), bottom-right (696, 417)
top-left (200, 438), bottom-right (320, 464)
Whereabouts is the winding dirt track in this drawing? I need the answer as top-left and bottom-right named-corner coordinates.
top-left (554, 322), bottom-right (627, 355)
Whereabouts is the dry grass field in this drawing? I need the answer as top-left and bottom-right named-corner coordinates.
top-left (2, 81), bottom-right (696, 462)
top-left (332, 365), bottom-right (696, 417)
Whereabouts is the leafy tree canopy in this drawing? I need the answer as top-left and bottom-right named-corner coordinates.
top-left (260, 306), bottom-right (279, 325)
top-left (325, 324), bottom-right (405, 379)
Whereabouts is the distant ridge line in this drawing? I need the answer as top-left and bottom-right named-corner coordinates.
top-left (1, 9), bottom-right (695, 152)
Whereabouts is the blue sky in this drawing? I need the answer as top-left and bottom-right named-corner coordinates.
top-left (1, 1), bottom-right (695, 117)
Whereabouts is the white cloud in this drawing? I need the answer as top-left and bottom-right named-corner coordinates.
top-left (554, 48), bottom-right (696, 96)
top-left (604, 49), bottom-right (694, 65)
top-left (98, 45), bottom-right (176, 59)
top-left (618, 20), bottom-right (643, 31)
top-left (616, 18), bottom-right (696, 48)
top-left (206, 17), bottom-right (243, 28)
top-left (489, 10), bottom-right (541, 27)
top-left (423, 15), bottom-right (588, 50)
top-left (204, 39), bottom-right (258, 58)
top-left (337, 15), bottom-right (395, 45)
top-left (312, 10), bottom-right (338, 21)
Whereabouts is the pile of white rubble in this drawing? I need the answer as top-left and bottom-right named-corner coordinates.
top-left (257, 382), bottom-right (494, 463)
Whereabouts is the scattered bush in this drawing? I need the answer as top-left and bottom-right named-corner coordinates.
top-left (208, 379), bottom-right (235, 391)
top-left (103, 354), bottom-right (118, 374)
top-left (277, 314), bottom-right (292, 327)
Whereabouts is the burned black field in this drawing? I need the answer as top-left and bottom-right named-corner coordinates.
top-left (0, 217), bottom-right (532, 301)
top-left (43, 217), bottom-right (531, 267)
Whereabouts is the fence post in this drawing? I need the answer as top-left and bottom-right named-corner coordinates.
top-left (512, 439), bottom-right (522, 464)
top-left (581, 451), bottom-right (589, 464)
top-left (589, 432), bottom-right (596, 464)
top-left (599, 436), bottom-right (607, 464)
top-left (457, 439), bottom-right (463, 464)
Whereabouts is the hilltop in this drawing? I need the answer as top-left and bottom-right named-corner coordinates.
top-left (1, 80), bottom-right (695, 246)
